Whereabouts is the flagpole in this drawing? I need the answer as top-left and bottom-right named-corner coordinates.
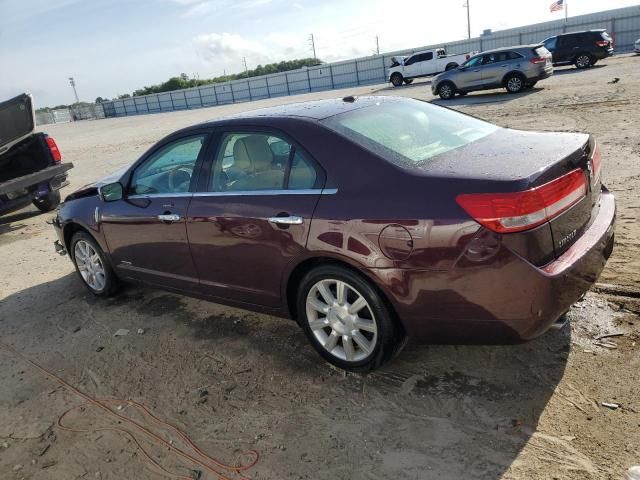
top-left (565, 0), bottom-right (568, 24)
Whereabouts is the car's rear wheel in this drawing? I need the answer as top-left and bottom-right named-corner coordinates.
top-left (390, 73), bottom-right (403, 87)
top-left (403, 78), bottom-right (414, 85)
top-left (32, 191), bottom-right (60, 212)
top-left (575, 54), bottom-right (593, 69)
top-left (297, 265), bottom-right (405, 372)
top-left (525, 81), bottom-right (538, 89)
top-left (445, 63), bottom-right (458, 71)
top-left (505, 73), bottom-right (525, 93)
top-left (437, 81), bottom-right (456, 100)
top-left (71, 231), bottom-right (119, 296)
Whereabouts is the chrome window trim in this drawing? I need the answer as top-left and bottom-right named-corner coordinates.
top-left (192, 188), bottom-right (337, 197)
top-left (127, 192), bottom-right (194, 200)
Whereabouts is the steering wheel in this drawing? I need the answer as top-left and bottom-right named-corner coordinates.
top-left (168, 167), bottom-right (192, 192)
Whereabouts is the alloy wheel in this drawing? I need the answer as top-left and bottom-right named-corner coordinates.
top-left (74, 240), bottom-right (106, 291)
top-left (507, 76), bottom-right (523, 92)
top-left (439, 84), bottom-right (453, 99)
top-left (305, 279), bottom-right (378, 362)
top-left (576, 55), bottom-right (591, 68)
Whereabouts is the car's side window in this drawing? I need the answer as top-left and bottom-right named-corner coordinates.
top-left (544, 37), bottom-right (558, 50)
top-left (288, 150), bottom-right (317, 190)
top-left (481, 54), bottom-right (494, 65)
top-left (209, 132), bottom-right (318, 192)
top-left (464, 56), bottom-right (482, 67)
top-left (404, 55), bottom-right (416, 66)
top-left (130, 135), bottom-right (205, 195)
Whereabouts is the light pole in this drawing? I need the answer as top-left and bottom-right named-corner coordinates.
top-left (463, 1), bottom-right (471, 39)
top-left (68, 77), bottom-right (79, 103)
top-left (309, 33), bottom-right (317, 60)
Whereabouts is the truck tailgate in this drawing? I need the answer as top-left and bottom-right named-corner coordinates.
top-left (0, 163), bottom-right (73, 196)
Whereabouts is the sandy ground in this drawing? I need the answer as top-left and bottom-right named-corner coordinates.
top-left (1, 54), bottom-right (639, 480)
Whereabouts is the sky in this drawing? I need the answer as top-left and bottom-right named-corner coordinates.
top-left (0, 0), bottom-right (638, 108)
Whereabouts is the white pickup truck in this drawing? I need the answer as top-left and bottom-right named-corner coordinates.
top-left (387, 48), bottom-right (471, 86)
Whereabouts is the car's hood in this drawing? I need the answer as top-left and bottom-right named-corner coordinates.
top-left (65, 165), bottom-right (128, 201)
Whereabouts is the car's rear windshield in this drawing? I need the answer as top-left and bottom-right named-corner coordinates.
top-left (321, 99), bottom-right (498, 167)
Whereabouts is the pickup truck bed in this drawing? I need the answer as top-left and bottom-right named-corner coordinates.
top-left (0, 94), bottom-right (73, 216)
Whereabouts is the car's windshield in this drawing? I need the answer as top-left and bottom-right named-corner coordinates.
top-left (321, 99), bottom-right (498, 166)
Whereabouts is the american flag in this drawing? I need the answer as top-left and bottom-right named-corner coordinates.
top-left (550, 0), bottom-right (564, 12)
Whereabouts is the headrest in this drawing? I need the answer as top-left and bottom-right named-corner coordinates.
top-left (232, 135), bottom-right (273, 172)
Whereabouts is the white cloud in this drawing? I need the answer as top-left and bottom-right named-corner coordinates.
top-left (193, 32), bottom-right (273, 69)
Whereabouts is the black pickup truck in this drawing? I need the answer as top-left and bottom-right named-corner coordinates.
top-left (0, 94), bottom-right (73, 216)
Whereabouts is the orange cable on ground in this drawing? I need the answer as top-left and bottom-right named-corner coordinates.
top-left (0, 341), bottom-right (259, 480)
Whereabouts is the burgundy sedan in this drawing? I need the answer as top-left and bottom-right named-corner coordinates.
top-left (52, 96), bottom-right (615, 371)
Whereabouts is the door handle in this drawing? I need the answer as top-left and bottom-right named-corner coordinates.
top-left (473, 69), bottom-right (480, 72)
top-left (268, 215), bottom-right (303, 225)
top-left (157, 213), bottom-right (182, 223)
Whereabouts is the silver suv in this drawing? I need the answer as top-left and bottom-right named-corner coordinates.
top-left (431, 45), bottom-right (553, 100)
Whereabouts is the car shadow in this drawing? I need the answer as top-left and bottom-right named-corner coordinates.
top-left (431, 87), bottom-right (541, 106)
top-left (372, 78), bottom-right (433, 94)
top-left (0, 206), bottom-right (44, 236)
top-left (552, 64), bottom-right (607, 75)
top-left (1, 273), bottom-right (570, 479)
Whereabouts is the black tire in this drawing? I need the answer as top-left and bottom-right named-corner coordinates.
top-left (504, 73), bottom-right (526, 93)
top-left (70, 231), bottom-right (120, 297)
top-left (437, 81), bottom-right (456, 100)
top-left (403, 78), bottom-right (414, 85)
top-left (390, 73), bottom-right (403, 87)
top-left (525, 81), bottom-right (538, 89)
top-left (32, 191), bottom-right (60, 212)
top-left (445, 63), bottom-right (458, 71)
top-left (296, 265), bottom-right (406, 372)
top-left (458, 91), bottom-right (468, 96)
top-left (574, 53), bottom-right (593, 69)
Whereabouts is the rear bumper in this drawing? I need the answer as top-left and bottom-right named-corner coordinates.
top-left (371, 190), bottom-right (615, 342)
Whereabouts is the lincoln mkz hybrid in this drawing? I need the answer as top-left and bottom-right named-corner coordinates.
top-left (52, 96), bottom-right (615, 371)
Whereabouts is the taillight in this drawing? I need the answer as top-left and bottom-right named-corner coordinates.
top-left (595, 40), bottom-right (609, 47)
top-left (46, 136), bottom-right (62, 163)
top-left (456, 169), bottom-right (587, 233)
top-left (530, 56), bottom-right (546, 64)
top-left (591, 143), bottom-right (602, 186)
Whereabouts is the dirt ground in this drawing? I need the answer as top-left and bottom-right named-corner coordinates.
top-left (1, 54), bottom-right (639, 480)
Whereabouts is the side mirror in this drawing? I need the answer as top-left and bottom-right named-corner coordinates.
top-left (99, 182), bottom-right (123, 202)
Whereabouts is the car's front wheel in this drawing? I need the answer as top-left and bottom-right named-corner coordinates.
top-left (71, 231), bottom-right (119, 296)
top-left (390, 73), bottom-right (404, 87)
top-left (32, 191), bottom-right (60, 212)
top-left (505, 73), bottom-right (526, 93)
top-left (297, 265), bottom-right (405, 372)
top-left (574, 54), bottom-right (593, 69)
top-left (437, 81), bottom-right (456, 100)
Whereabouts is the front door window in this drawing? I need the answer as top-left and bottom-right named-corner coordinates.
top-left (130, 135), bottom-right (205, 195)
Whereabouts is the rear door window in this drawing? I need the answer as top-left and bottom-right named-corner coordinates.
top-left (209, 131), bottom-right (320, 192)
top-left (544, 37), bottom-right (558, 50)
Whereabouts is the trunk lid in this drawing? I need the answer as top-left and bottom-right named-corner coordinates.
top-left (424, 128), bottom-right (599, 262)
top-left (0, 94), bottom-right (35, 156)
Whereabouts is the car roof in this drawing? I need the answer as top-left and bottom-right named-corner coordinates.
top-left (202, 96), bottom-right (395, 124)
top-left (475, 44), bottom-right (542, 55)
top-left (556, 29), bottom-right (606, 36)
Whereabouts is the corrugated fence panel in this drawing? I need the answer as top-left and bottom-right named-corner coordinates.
top-left (103, 5), bottom-right (640, 117)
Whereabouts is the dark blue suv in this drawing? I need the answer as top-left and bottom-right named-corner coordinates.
top-left (542, 29), bottom-right (614, 69)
